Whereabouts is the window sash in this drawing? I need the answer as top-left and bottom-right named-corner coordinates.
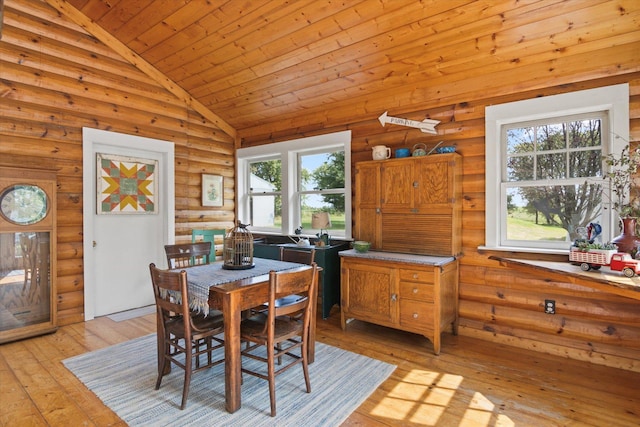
top-left (237, 131), bottom-right (352, 238)
top-left (484, 84), bottom-right (629, 253)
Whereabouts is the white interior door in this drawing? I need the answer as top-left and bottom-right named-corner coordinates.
top-left (82, 128), bottom-right (175, 319)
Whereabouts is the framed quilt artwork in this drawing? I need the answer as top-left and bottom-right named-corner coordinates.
top-left (202, 174), bottom-right (223, 207)
top-left (97, 153), bottom-right (158, 214)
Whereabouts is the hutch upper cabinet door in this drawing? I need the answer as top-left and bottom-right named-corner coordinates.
top-left (354, 153), bottom-right (462, 256)
top-left (0, 166), bottom-right (57, 344)
top-left (380, 160), bottom-right (414, 210)
top-left (354, 162), bottom-right (381, 246)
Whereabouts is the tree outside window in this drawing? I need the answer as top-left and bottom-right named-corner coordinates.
top-left (237, 130), bottom-right (352, 237)
top-left (504, 115), bottom-right (605, 245)
top-left (299, 150), bottom-right (345, 236)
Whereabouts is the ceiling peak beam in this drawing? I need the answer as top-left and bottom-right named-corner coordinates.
top-left (43, 0), bottom-right (237, 139)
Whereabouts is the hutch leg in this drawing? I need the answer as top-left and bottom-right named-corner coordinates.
top-left (431, 333), bottom-right (441, 356)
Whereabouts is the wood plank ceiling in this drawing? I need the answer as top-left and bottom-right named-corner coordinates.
top-left (55, 0), bottom-right (633, 142)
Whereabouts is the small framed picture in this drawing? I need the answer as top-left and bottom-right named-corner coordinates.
top-left (202, 174), bottom-right (223, 207)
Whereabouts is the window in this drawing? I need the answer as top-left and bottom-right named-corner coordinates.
top-left (298, 150), bottom-right (346, 235)
top-left (237, 131), bottom-right (352, 238)
top-left (485, 84), bottom-right (629, 253)
top-left (248, 158), bottom-right (281, 228)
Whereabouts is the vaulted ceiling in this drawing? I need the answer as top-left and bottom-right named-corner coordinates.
top-left (51, 0), bottom-right (630, 142)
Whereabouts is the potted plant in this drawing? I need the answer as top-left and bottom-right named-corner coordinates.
top-left (603, 142), bottom-right (640, 252)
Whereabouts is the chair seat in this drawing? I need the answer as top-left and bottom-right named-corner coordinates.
top-left (273, 295), bottom-right (304, 307)
top-left (252, 295), bottom-right (304, 313)
top-left (241, 313), bottom-right (304, 339)
top-left (207, 309), bottom-right (224, 317)
top-left (165, 312), bottom-right (224, 340)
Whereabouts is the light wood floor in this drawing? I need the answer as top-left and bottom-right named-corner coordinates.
top-left (1, 307), bottom-right (638, 426)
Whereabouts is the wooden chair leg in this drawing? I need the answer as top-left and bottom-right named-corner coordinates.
top-left (181, 340), bottom-right (193, 410)
top-left (276, 342), bottom-right (282, 365)
top-left (155, 356), bottom-right (166, 390)
top-left (302, 341), bottom-right (311, 393)
top-left (156, 334), bottom-right (168, 390)
top-left (268, 343), bottom-right (276, 417)
top-left (194, 339), bottom-right (200, 368)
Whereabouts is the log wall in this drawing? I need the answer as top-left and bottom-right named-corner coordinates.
top-left (259, 77), bottom-right (640, 371)
top-left (1, 0), bottom-right (638, 370)
top-left (239, 51), bottom-right (640, 371)
top-left (0, 0), bottom-right (236, 325)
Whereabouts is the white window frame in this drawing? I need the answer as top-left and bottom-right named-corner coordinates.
top-left (484, 84), bottom-right (629, 254)
top-left (237, 130), bottom-right (352, 238)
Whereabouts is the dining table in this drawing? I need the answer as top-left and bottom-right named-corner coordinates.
top-left (183, 257), bottom-right (318, 414)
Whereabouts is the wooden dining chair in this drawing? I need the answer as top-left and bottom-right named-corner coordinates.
top-left (164, 242), bottom-right (212, 269)
top-left (250, 248), bottom-right (316, 317)
top-left (149, 263), bottom-right (225, 410)
top-left (274, 247), bottom-right (316, 309)
top-left (192, 229), bottom-right (226, 260)
top-left (240, 263), bottom-right (319, 417)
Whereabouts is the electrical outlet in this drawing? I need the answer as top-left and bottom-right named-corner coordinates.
top-left (544, 299), bottom-right (556, 314)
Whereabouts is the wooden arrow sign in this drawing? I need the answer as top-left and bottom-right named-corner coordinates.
top-left (378, 111), bottom-right (439, 134)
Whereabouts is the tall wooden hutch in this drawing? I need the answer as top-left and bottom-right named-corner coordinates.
top-left (341, 153), bottom-right (461, 354)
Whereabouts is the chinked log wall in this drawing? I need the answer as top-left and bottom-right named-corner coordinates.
top-left (2, 0), bottom-right (639, 370)
top-left (0, 0), bottom-right (236, 325)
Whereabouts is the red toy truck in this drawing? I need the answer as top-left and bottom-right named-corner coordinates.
top-left (569, 247), bottom-right (640, 277)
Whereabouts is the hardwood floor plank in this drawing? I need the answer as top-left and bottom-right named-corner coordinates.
top-left (329, 310), bottom-right (640, 426)
top-left (28, 330), bottom-right (125, 426)
top-left (0, 349), bottom-right (48, 426)
top-left (0, 338), bottom-right (96, 426)
top-left (1, 308), bottom-right (638, 427)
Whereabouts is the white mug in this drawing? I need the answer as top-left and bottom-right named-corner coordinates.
top-left (372, 145), bottom-right (391, 160)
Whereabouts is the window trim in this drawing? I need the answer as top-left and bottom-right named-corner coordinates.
top-left (483, 84), bottom-right (629, 254)
top-left (237, 130), bottom-right (352, 238)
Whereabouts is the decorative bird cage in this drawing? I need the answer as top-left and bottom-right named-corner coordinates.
top-left (222, 222), bottom-right (255, 270)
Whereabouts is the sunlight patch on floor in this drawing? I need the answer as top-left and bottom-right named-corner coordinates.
top-left (369, 369), bottom-right (515, 426)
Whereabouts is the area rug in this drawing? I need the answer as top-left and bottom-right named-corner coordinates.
top-left (63, 334), bottom-right (395, 426)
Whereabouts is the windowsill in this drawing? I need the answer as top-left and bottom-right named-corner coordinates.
top-left (251, 231), bottom-right (352, 242)
top-left (478, 245), bottom-right (569, 256)
top-left (489, 255), bottom-right (640, 301)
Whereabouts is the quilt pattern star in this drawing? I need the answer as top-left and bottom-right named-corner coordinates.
top-left (97, 153), bottom-right (158, 214)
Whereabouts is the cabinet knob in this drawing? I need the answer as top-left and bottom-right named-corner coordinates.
top-left (413, 274), bottom-right (418, 279)
top-left (413, 181), bottom-right (419, 188)
top-left (391, 293), bottom-right (397, 301)
top-left (413, 313), bottom-right (419, 319)
top-left (412, 287), bottom-right (418, 294)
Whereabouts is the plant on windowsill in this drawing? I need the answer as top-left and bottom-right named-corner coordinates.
top-left (604, 143), bottom-right (640, 217)
top-left (572, 241), bottom-right (618, 252)
top-left (603, 140), bottom-right (640, 253)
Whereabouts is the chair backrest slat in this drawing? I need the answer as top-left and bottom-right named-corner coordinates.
top-left (280, 247), bottom-right (315, 265)
top-left (165, 242), bottom-right (212, 269)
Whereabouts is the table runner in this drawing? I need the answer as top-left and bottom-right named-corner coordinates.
top-left (185, 258), bottom-right (305, 314)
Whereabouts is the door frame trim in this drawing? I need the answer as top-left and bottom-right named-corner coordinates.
top-left (82, 127), bottom-right (175, 320)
